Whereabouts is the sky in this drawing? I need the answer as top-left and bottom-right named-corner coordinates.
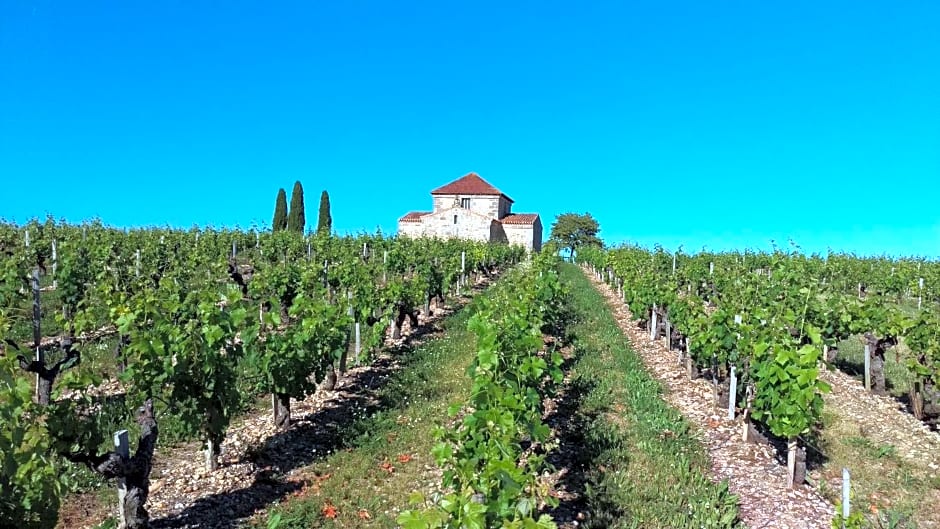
top-left (1, 0), bottom-right (938, 257)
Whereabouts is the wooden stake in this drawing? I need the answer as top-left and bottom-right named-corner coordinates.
top-left (787, 437), bottom-right (798, 488)
top-left (51, 240), bottom-right (57, 288)
top-left (728, 366), bottom-right (737, 420)
top-left (114, 430), bottom-right (130, 521)
top-left (650, 305), bottom-right (658, 341)
top-left (842, 468), bottom-right (851, 527)
top-left (864, 343), bottom-right (871, 391)
top-left (919, 277), bottom-right (924, 310)
top-left (354, 322), bottom-right (361, 366)
top-left (32, 268), bottom-right (41, 401)
top-left (206, 439), bottom-right (217, 471)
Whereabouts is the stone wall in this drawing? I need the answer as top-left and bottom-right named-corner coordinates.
top-left (398, 206), bottom-right (496, 242)
top-left (503, 217), bottom-right (543, 252)
top-left (498, 197), bottom-right (512, 218)
top-left (432, 194), bottom-right (510, 220)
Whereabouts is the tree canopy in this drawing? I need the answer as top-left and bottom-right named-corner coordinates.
top-left (317, 190), bottom-right (332, 235)
top-left (549, 212), bottom-right (603, 258)
top-left (272, 188), bottom-right (288, 232)
top-left (287, 181), bottom-right (305, 233)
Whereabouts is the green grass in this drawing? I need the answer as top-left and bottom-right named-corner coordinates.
top-left (558, 263), bottom-right (741, 529)
top-left (816, 409), bottom-right (930, 528)
top-left (834, 336), bottom-right (915, 398)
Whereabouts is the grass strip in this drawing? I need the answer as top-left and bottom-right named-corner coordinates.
top-left (559, 263), bottom-right (741, 529)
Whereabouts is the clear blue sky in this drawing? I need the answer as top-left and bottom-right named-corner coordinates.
top-left (2, 1), bottom-right (938, 257)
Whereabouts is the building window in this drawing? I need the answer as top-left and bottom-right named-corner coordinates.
top-left (453, 215), bottom-right (458, 224)
top-left (461, 198), bottom-right (471, 209)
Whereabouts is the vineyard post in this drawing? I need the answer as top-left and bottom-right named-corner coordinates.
top-left (741, 385), bottom-right (754, 442)
top-left (919, 277), bottom-right (924, 310)
top-left (665, 318), bottom-right (672, 350)
top-left (709, 262), bottom-right (714, 275)
top-left (786, 437), bottom-right (798, 488)
top-left (461, 251), bottom-right (466, 287)
top-left (32, 267), bottom-right (42, 401)
top-left (341, 290), bottom-right (353, 373)
top-left (51, 240), bottom-right (58, 289)
top-left (383, 250), bottom-right (388, 283)
top-left (672, 253), bottom-right (676, 273)
top-left (306, 240), bottom-right (311, 260)
top-left (205, 439), bottom-right (216, 472)
top-left (135, 249), bottom-right (141, 278)
top-left (864, 343), bottom-right (871, 391)
top-left (857, 283), bottom-right (862, 299)
top-left (114, 430), bottom-right (130, 522)
top-left (232, 241), bottom-right (237, 259)
top-left (727, 365), bottom-right (737, 421)
top-left (354, 322), bottom-right (361, 366)
top-left (25, 229), bottom-right (30, 248)
top-left (650, 304), bottom-right (657, 341)
top-left (842, 468), bottom-right (851, 528)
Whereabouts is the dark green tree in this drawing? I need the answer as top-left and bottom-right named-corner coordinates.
top-left (317, 190), bottom-right (332, 235)
top-left (272, 188), bottom-right (288, 232)
top-left (287, 181), bottom-right (305, 233)
top-left (549, 212), bottom-right (603, 259)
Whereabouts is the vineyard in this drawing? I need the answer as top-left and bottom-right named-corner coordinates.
top-left (2, 217), bottom-right (940, 529)
top-left (0, 218), bottom-right (524, 529)
top-left (577, 245), bottom-right (940, 528)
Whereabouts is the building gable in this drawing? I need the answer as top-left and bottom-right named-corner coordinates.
top-left (430, 172), bottom-right (514, 203)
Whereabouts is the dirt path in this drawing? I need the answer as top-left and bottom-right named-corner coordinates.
top-left (60, 279), bottom-right (491, 529)
top-left (585, 269), bottom-right (832, 529)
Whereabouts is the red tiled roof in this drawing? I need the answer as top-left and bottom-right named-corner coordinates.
top-left (500, 213), bottom-right (539, 225)
top-left (399, 211), bottom-right (430, 222)
top-left (430, 173), bottom-right (513, 203)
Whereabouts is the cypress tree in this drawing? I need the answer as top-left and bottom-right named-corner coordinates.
top-left (272, 188), bottom-right (288, 231)
top-left (317, 190), bottom-right (332, 235)
top-left (287, 181), bottom-right (305, 233)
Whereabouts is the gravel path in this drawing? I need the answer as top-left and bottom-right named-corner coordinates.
top-left (587, 269), bottom-right (833, 529)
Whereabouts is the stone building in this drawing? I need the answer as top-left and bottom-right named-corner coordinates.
top-left (398, 173), bottom-right (542, 252)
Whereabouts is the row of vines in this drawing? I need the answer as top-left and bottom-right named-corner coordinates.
top-left (576, 245), bottom-right (940, 489)
top-left (0, 218), bottom-right (527, 528)
top-left (399, 253), bottom-right (567, 529)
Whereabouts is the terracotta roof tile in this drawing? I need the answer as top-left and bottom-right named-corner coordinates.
top-left (500, 213), bottom-right (539, 225)
top-left (430, 173), bottom-right (513, 203)
top-left (399, 211), bottom-right (431, 222)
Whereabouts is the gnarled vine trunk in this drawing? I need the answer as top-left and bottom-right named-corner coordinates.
top-left (273, 393), bottom-right (291, 430)
top-left (66, 399), bottom-right (159, 529)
